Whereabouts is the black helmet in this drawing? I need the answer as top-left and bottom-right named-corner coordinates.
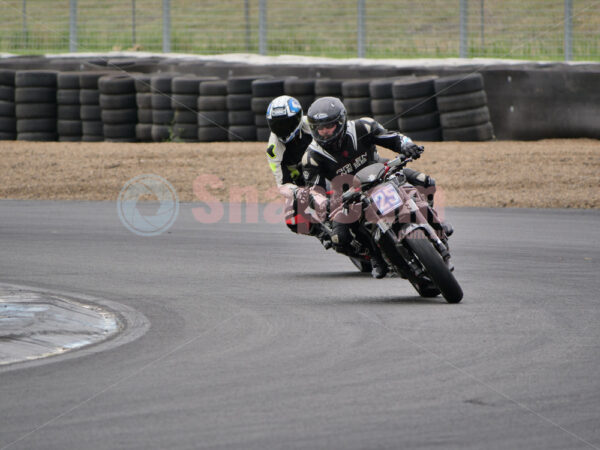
top-left (266, 95), bottom-right (303, 143)
top-left (307, 96), bottom-right (347, 150)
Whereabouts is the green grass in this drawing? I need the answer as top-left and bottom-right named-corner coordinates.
top-left (0, 0), bottom-right (598, 61)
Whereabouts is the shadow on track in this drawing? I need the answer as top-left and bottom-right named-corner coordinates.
top-left (332, 295), bottom-right (446, 306)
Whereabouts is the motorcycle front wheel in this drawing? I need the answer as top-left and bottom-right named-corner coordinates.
top-left (404, 233), bottom-right (463, 303)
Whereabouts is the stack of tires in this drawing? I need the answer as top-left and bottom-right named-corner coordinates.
top-left (80, 71), bottom-right (111, 142)
top-left (434, 73), bottom-right (494, 141)
top-left (171, 76), bottom-right (215, 142)
top-left (151, 73), bottom-right (178, 142)
top-left (393, 76), bottom-right (442, 142)
top-left (15, 70), bottom-right (58, 141)
top-left (283, 78), bottom-right (315, 112)
top-left (56, 72), bottom-right (82, 142)
top-left (369, 78), bottom-right (399, 131)
top-left (227, 75), bottom-right (269, 142)
top-left (251, 78), bottom-right (287, 142)
top-left (0, 69), bottom-right (16, 140)
top-left (134, 74), bottom-right (152, 142)
top-left (314, 79), bottom-right (344, 102)
top-left (99, 73), bottom-right (137, 142)
top-left (342, 79), bottom-right (371, 120)
top-left (197, 79), bottom-right (228, 142)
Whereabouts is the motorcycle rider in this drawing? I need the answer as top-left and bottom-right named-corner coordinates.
top-left (265, 95), bottom-right (330, 244)
top-left (302, 96), bottom-right (446, 279)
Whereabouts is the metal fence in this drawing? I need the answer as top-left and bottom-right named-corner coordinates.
top-left (0, 0), bottom-right (598, 61)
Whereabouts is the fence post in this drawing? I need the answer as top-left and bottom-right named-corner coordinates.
top-left (259, 0), bottom-right (266, 55)
top-left (69, 0), bottom-right (77, 52)
top-left (357, 0), bottom-right (366, 58)
top-left (459, 0), bottom-right (468, 57)
top-left (132, 0), bottom-right (136, 47)
top-left (245, 0), bottom-right (251, 52)
top-left (564, 0), bottom-right (572, 61)
top-left (163, 0), bottom-right (171, 53)
top-left (22, 0), bottom-right (28, 47)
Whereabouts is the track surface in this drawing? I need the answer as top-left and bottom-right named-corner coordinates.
top-left (0, 201), bottom-right (599, 450)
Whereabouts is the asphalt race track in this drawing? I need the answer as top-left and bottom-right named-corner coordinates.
top-left (0, 200), bottom-right (599, 450)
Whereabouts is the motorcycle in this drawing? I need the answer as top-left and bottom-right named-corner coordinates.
top-left (324, 156), bottom-right (463, 303)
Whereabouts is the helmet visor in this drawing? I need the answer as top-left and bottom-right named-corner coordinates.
top-left (268, 115), bottom-right (302, 143)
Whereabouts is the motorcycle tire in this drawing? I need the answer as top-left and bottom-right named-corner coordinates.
top-left (349, 257), bottom-right (371, 273)
top-left (404, 233), bottom-right (463, 303)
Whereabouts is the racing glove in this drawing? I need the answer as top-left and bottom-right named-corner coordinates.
top-left (400, 136), bottom-right (424, 160)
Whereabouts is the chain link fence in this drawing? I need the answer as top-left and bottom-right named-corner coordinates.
top-left (0, 0), bottom-right (598, 61)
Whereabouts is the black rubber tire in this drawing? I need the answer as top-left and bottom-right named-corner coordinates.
top-left (373, 115), bottom-right (398, 130)
top-left (137, 108), bottom-right (153, 124)
top-left (252, 78), bottom-right (286, 97)
top-left (228, 110), bottom-right (255, 126)
top-left (151, 94), bottom-right (172, 110)
top-left (197, 95), bottom-right (227, 111)
top-left (294, 95), bottom-right (314, 111)
top-left (171, 123), bottom-right (198, 140)
top-left (136, 93), bottom-right (152, 109)
top-left (226, 94), bottom-right (252, 111)
top-left (135, 123), bottom-right (153, 141)
top-left (342, 80), bottom-right (370, 98)
top-left (370, 98), bottom-right (395, 115)
top-left (57, 89), bottom-right (80, 105)
top-left (104, 123), bottom-right (136, 139)
top-left (251, 96), bottom-right (272, 114)
top-left (197, 110), bottom-right (228, 127)
top-left (57, 72), bottom-right (80, 89)
top-left (394, 96), bottom-right (437, 116)
top-left (284, 78), bottom-right (315, 96)
top-left (79, 89), bottom-right (100, 105)
top-left (254, 113), bottom-right (268, 127)
top-left (228, 125), bottom-right (256, 141)
top-left (58, 135), bottom-right (81, 142)
top-left (133, 74), bottom-right (152, 93)
top-left (173, 110), bottom-right (197, 124)
top-left (79, 71), bottom-right (114, 89)
top-left (256, 126), bottom-right (271, 142)
top-left (81, 135), bottom-right (104, 142)
top-left (172, 76), bottom-right (201, 95)
top-left (0, 100), bottom-right (15, 116)
top-left (199, 80), bottom-right (227, 96)
top-left (82, 121), bottom-right (103, 136)
top-left (57, 104), bottom-right (80, 120)
top-left (440, 106), bottom-right (490, 128)
top-left (101, 108), bottom-right (137, 124)
top-left (99, 94), bottom-right (136, 109)
top-left (227, 75), bottom-right (270, 94)
top-left (392, 76), bottom-right (436, 99)
top-left (0, 117), bottom-right (16, 132)
top-left (171, 94), bottom-right (198, 111)
top-left (436, 90), bottom-right (488, 113)
top-left (349, 257), bottom-right (372, 273)
top-left (398, 112), bottom-right (440, 132)
top-left (17, 132), bottom-right (57, 141)
top-left (344, 97), bottom-right (371, 115)
top-left (17, 118), bottom-right (56, 133)
top-left (80, 105), bottom-right (102, 121)
top-left (398, 127), bottom-right (442, 142)
top-left (434, 73), bottom-right (484, 96)
top-left (442, 122), bottom-right (495, 141)
top-left (0, 86), bottom-right (14, 101)
top-left (369, 79), bottom-right (395, 99)
top-left (404, 232), bottom-right (463, 303)
top-left (151, 74), bottom-right (175, 93)
top-left (151, 124), bottom-right (171, 142)
top-left (198, 125), bottom-right (229, 142)
top-left (153, 109), bottom-right (175, 125)
top-left (57, 120), bottom-right (82, 136)
top-left (15, 103), bottom-right (56, 119)
top-left (0, 69), bottom-right (15, 86)
top-left (98, 74), bottom-right (135, 95)
top-left (314, 79), bottom-right (343, 97)
top-left (15, 87), bottom-right (57, 103)
top-left (0, 132), bottom-right (16, 140)
top-left (15, 70), bottom-right (58, 88)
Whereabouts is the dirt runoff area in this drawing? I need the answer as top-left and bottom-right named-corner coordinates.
top-left (0, 139), bottom-right (598, 209)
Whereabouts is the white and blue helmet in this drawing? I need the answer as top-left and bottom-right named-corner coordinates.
top-left (266, 95), bottom-right (303, 143)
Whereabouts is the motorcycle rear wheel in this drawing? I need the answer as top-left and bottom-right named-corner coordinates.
top-left (405, 233), bottom-right (463, 303)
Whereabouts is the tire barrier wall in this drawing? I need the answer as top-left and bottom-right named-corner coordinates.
top-left (0, 56), bottom-right (598, 141)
